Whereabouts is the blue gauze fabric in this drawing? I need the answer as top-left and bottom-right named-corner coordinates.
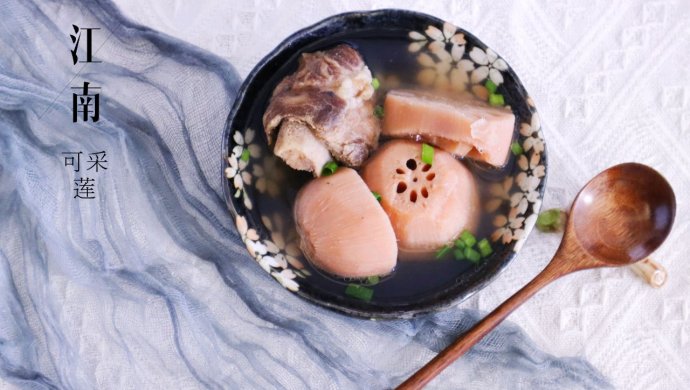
top-left (0, 0), bottom-right (611, 389)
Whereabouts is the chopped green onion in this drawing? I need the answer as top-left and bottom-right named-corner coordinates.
top-left (537, 208), bottom-right (559, 226)
top-left (366, 275), bottom-right (380, 285)
top-left (345, 284), bottom-right (374, 301)
top-left (453, 248), bottom-right (466, 261)
top-left (421, 143), bottom-right (434, 165)
top-left (321, 161), bottom-right (338, 176)
top-left (436, 244), bottom-right (452, 259)
top-left (489, 93), bottom-right (505, 107)
top-left (374, 105), bottom-right (384, 119)
top-left (459, 230), bottom-right (477, 248)
top-left (510, 142), bottom-right (523, 156)
top-left (371, 77), bottom-right (380, 90)
top-left (464, 247), bottom-right (481, 263)
top-left (240, 148), bottom-right (250, 162)
top-left (478, 238), bottom-right (493, 258)
top-left (372, 191), bottom-right (382, 202)
top-left (454, 238), bottom-right (466, 249)
top-left (536, 209), bottom-right (567, 232)
top-left (485, 79), bottom-right (498, 94)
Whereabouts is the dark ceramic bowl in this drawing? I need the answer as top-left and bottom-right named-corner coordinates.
top-left (222, 9), bottom-right (547, 319)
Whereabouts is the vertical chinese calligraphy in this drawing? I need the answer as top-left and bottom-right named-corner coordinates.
top-left (62, 151), bottom-right (82, 172)
top-left (62, 151), bottom-right (108, 199)
top-left (69, 24), bottom-right (101, 65)
top-left (64, 24), bottom-right (108, 199)
top-left (74, 177), bottom-right (96, 200)
top-left (87, 151), bottom-right (108, 172)
top-left (70, 24), bottom-right (101, 123)
top-left (72, 82), bottom-right (100, 122)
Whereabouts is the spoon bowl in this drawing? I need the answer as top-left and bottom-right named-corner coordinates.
top-left (571, 162), bottom-right (676, 265)
top-left (398, 163), bottom-right (676, 389)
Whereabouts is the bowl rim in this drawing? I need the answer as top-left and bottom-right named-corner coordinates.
top-left (222, 8), bottom-right (548, 319)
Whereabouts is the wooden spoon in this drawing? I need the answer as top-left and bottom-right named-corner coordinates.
top-left (397, 163), bottom-right (676, 389)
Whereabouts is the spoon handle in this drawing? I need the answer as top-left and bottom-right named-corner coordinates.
top-left (396, 263), bottom-right (563, 390)
top-left (630, 258), bottom-right (667, 288)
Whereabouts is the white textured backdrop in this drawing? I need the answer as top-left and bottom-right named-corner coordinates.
top-left (111, 1), bottom-right (690, 389)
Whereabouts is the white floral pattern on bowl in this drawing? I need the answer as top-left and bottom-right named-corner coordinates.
top-left (227, 141), bottom-right (310, 290)
top-left (408, 22), bottom-right (512, 102)
top-left (225, 129), bottom-right (260, 210)
top-left (235, 213), bottom-right (300, 291)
